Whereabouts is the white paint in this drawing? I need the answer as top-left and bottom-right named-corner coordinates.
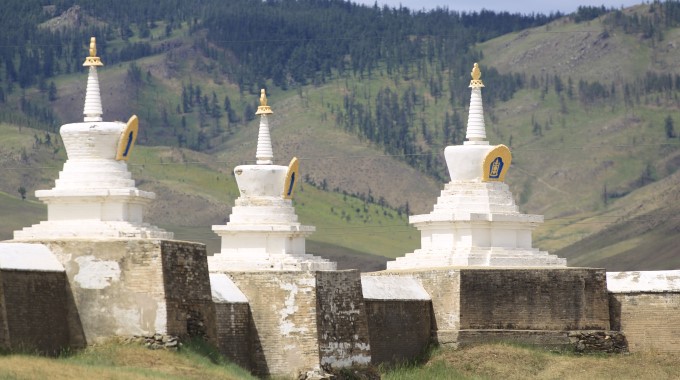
top-left (12, 59), bottom-right (171, 241)
top-left (256, 114), bottom-right (273, 164)
top-left (0, 243), bottom-right (64, 272)
top-left (210, 273), bottom-right (249, 303)
top-left (278, 280), bottom-right (310, 336)
top-left (320, 341), bottom-right (372, 367)
top-left (74, 256), bottom-right (121, 289)
top-left (465, 87), bottom-right (486, 142)
top-left (209, 110), bottom-right (335, 271)
top-left (83, 66), bottom-right (103, 122)
top-left (607, 271), bottom-right (680, 293)
top-left (154, 301), bottom-right (167, 335)
top-left (112, 306), bottom-right (145, 336)
top-left (361, 276), bottom-right (431, 300)
top-left (387, 70), bottom-right (565, 270)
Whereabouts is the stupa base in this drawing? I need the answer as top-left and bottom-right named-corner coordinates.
top-left (209, 251), bottom-right (336, 271)
top-left (386, 247), bottom-right (566, 270)
top-left (13, 220), bottom-right (173, 240)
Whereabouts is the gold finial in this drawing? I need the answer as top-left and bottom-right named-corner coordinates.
top-left (83, 37), bottom-right (103, 67)
top-left (469, 62), bottom-right (484, 88)
top-left (255, 88), bottom-right (273, 115)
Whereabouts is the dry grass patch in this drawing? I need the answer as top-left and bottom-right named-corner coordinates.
top-left (0, 341), bottom-right (255, 380)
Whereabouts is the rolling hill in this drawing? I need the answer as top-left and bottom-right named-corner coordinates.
top-left (1, 1), bottom-right (679, 271)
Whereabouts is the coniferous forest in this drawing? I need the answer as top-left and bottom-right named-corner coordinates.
top-left (4, 0), bottom-right (680, 269)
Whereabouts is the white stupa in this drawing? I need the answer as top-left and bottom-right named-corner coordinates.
top-left (14, 37), bottom-right (171, 240)
top-left (387, 63), bottom-right (566, 269)
top-left (209, 89), bottom-right (335, 271)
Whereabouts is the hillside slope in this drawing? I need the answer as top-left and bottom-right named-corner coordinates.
top-left (477, 4), bottom-right (680, 269)
top-left (3, 2), bottom-right (680, 271)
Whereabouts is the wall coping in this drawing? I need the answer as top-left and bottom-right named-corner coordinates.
top-left (361, 275), bottom-right (431, 300)
top-left (210, 273), bottom-right (249, 303)
top-left (607, 270), bottom-right (680, 293)
top-left (0, 243), bottom-right (64, 272)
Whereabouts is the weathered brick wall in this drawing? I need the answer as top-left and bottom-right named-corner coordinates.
top-left (371, 268), bottom-right (610, 347)
top-left (226, 271), bottom-right (320, 378)
top-left (315, 270), bottom-right (371, 369)
top-left (364, 300), bottom-right (431, 365)
top-left (44, 239), bottom-right (214, 344)
top-left (0, 270), bottom-right (70, 354)
top-left (459, 269), bottom-right (610, 330)
top-left (610, 292), bottom-right (680, 352)
top-left (214, 302), bottom-right (251, 368)
top-left (368, 269), bottom-right (460, 345)
top-left (160, 240), bottom-right (215, 343)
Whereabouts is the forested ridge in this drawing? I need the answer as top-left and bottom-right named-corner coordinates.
top-left (3, 1), bottom-right (680, 268)
top-left (3, 0), bottom-right (680, 181)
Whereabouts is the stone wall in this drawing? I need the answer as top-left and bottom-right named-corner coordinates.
top-left (459, 269), bottom-right (610, 331)
top-left (214, 302), bottom-right (251, 368)
top-left (609, 292), bottom-right (680, 352)
top-left (210, 273), bottom-right (251, 369)
top-left (368, 268), bottom-right (610, 347)
top-left (43, 239), bottom-right (214, 344)
top-left (371, 269), bottom-right (461, 345)
top-left (160, 240), bottom-right (215, 341)
top-left (226, 271), bottom-right (321, 377)
top-left (0, 269), bottom-right (73, 354)
top-left (222, 270), bottom-right (371, 378)
top-left (315, 271), bottom-right (371, 369)
top-left (364, 300), bottom-right (431, 365)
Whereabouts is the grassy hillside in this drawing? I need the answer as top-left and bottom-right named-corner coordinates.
top-left (476, 5), bottom-right (680, 269)
top-left (3, 3), bottom-right (680, 271)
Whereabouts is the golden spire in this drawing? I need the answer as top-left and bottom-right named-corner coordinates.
top-left (83, 37), bottom-right (103, 67)
top-left (469, 62), bottom-right (484, 88)
top-left (255, 88), bottom-right (273, 115)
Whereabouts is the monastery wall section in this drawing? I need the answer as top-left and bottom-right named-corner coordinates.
top-left (364, 300), bottom-right (431, 364)
top-left (159, 240), bottom-right (215, 341)
top-left (214, 302), bottom-right (251, 369)
top-left (226, 271), bottom-right (321, 377)
top-left (610, 292), bottom-right (680, 352)
top-left (42, 239), bottom-right (214, 344)
top-left (0, 269), bottom-right (72, 354)
top-left (315, 270), bottom-right (371, 368)
top-left (459, 269), bottom-right (610, 331)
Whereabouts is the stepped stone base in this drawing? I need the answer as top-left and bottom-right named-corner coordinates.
top-left (388, 247), bottom-right (565, 269)
top-left (12, 239), bottom-right (215, 345)
top-left (14, 220), bottom-right (173, 240)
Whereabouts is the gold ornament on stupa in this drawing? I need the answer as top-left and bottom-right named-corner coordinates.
top-left (469, 62), bottom-right (484, 88)
top-left (83, 37), bottom-right (103, 67)
top-left (255, 88), bottom-right (273, 115)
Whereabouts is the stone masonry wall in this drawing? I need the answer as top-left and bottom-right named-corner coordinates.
top-left (214, 302), bottom-right (251, 369)
top-left (315, 270), bottom-right (371, 370)
top-left (364, 300), bottom-right (431, 365)
top-left (44, 239), bottom-right (214, 344)
top-left (226, 271), bottom-right (320, 378)
top-left (459, 269), bottom-right (610, 330)
top-left (0, 270), bottom-right (71, 354)
top-left (160, 240), bottom-right (215, 343)
top-left (610, 292), bottom-right (680, 352)
top-left (368, 269), bottom-right (460, 345)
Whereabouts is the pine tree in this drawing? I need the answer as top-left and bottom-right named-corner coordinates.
top-left (665, 115), bottom-right (676, 138)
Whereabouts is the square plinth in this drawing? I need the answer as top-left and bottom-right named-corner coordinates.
top-left (366, 267), bottom-right (610, 347)
top-left (35, 239), bottom-right (215, 345)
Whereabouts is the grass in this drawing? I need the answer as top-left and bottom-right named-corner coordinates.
top-left (3, 342), bottom-right (679, 380)
top-left (382, 343), bottom-right (680, 380)
top-left (0, 340), bottom-right (256, 380)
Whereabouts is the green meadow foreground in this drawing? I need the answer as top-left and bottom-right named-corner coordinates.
top-left (0, 342), bottom-right (678, 380)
